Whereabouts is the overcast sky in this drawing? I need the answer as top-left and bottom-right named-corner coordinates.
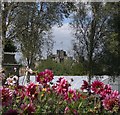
top-left (41, 22), bottom-right (74, 58)
top-left (52, 23), bottom-right (73, 54)
top-left (16, 22), bottom-right (74, 61)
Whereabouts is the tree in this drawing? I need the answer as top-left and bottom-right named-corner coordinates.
top-left (43, 30), bottom-right (55, 58)
top-left (101, 3), bottom-right (120, 77)
top-left (3, 39), bottom-right (17, 52)
top-left (13, 2), bottom-right (75, 69)
top-left (1, 2), bottom-right (18, 70)
top-left (1, 2), bottom-right (18, 45)
top-left (71, 2), bottom-right (111, 83)
top-left (9, 2), bottom-right (75, 82)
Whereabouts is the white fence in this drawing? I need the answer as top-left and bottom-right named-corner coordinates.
top-left (19, 75), bottom-right (112, 90)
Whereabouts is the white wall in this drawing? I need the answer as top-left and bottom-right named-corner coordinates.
top-left (19, 75), bottom-right (111, 90)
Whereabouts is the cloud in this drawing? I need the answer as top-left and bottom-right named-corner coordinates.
top-left (52, 23), bottom-right (74, 54)
top-left (16, 23), bottom-right (74, 61)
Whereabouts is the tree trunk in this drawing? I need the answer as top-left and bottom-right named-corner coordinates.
top-left (0, 3), bottom-right (2, 70)
top-left (88, 14), bottom-right (96, 84)
top-left (26, 58), bottom-right (31, 83)
top-left (0, 38), bottom-right (2, 70)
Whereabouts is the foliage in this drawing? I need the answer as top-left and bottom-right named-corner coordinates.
top-left (1, 2), bottom-right (75, 69)
top-left (3, 39), bottom-right (17, 52)
top-left (100, 3), bottom-right (120, 76)
top-left (1, 69), bottom-right (120, 114)
top-left (37, 59), bottom-right (86, 76)
top-left (71, 2), bottom-right (113, 83)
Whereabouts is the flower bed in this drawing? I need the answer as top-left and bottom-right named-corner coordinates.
top-left (1, 69), bottom-right (120, 114)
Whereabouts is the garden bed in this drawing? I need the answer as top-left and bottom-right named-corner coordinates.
top-left (1, 69), bottom-right (120, 114)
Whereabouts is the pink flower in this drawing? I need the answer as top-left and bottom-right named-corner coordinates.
top-left (81, 80), bottom-right (90, 91)
top-left (91, 80), bottom-right (104, 94)
top-left (52, 77), bottom-right (70, 95)
top-left (1, 87), bottom-right (13, 106)
top-left (100, 84), bottom-right (112, 98)
top-left (26, 82), bottom-right (39, 100)
top-left (64, 88), bottom-right (81, 103)
top-left (36, 69), bottom-right (54, 85)
top-left (102, 90), bottom-right (120, 112)
top-left (14, 85), bottom-right (26, 100)
top-left (27, 83), bottom-right (37, 96)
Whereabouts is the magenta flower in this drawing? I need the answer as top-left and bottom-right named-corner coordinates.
top-left (26, 82), bottom-right (41, 100)
top-left (91, 80), bottom-right (104, 94)
top-left (1, 87), bottom-right (13, 106)
top-left (52, 77), bottom-right (70, 95)
top-left (26, 82), bottom-right (37, 97)
top-left (102, 90), bottom-right (120, 112)
top-left (64, 88), bottom-right (81, 103)
top-left (100, 84), bottom-right (112, 98)
top-left (36, 69), bottom-right (54, 85)
top-left (14, 85), bottom-right (26, 100)
top-left (81, 80), bottom-right (90, 91)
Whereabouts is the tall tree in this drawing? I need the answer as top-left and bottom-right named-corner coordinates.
top-left (71, 2), bottom-right (111, 83)
top-left (102, 3), bottom-right (120, 77)
top-left (13, 2), bottom-right (75, 69)
top-left (1, 2), bottom-right (18, 69)
top-left (1, 2), bottom-right (18, 45)
top-left (11, 2), bottom-right (75, 82)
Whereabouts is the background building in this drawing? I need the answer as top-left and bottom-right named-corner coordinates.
top-left (49, 50), bottom-right (73, 63)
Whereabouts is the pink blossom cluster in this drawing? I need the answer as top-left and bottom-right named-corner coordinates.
top-left (81, 80), bottom-right (120, 112)
top-left (52, 77), bottom-right (81, 103)
top-left (36, 69), bottom-right (54, 86)
top-left (81, 80), bottom-right (112, 96)
top-left (1, 69), bottom-right (120, 114)
top-left (1, 82), bottom-right (41, 114)
top-left (100, 84), bottom-right (112, 98)
top-left (64, 88), bottom-right (81, 103)
top-left (52, 77), bottom-right (70, 95)
top-left (0, 87), bottom-right (13, 106)
top-left (26, 82), bottom-right (41, 100)
top-left (81, 80), bottom-right (90, 91)
top-left (14, 85), bottom-right (26, 100)
top-left (102, 90), bottom-right (120, 112)
top-left (91, 80), bottom-right (104, 94)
